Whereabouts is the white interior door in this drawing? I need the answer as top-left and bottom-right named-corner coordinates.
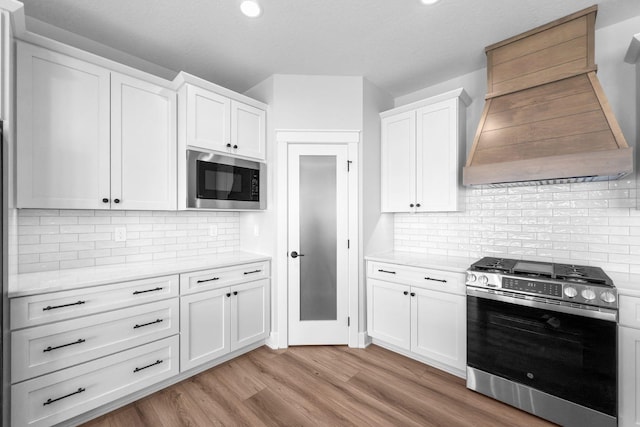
top-left (288, 144), bottom-right (349, 345)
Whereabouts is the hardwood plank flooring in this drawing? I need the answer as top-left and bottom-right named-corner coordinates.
top-left (82, 345), bottom-right (556, 427)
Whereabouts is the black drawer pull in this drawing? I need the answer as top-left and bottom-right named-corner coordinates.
top-left (403, 291), bottom-right (409, 295)
top-left (43, 338), bottom-right (86, 353)
top-left (133, 319), bottom-right (163, 329)
top-left (243, 269), bottom-right (262, 275)
top-left (226, 293), bottom-right (231, 297)
top-left (43, 300), bottom-right (86, 311)
top-left (233, 291), bottom-right (238, 295)
top-left (133, 287), bottom-right (163, 295)
top-left (196, 277), bottom-right (220, 284)
top-left (378, 269), bottom-right (396, 275)
top-left (425, 277), bottom-right (447, 283)
top-left (43, 387), bottom-right (86, 406)
top-left (134, 359), bottom-right (163, 373)
top-left (410, 292), bottom-right (416, 297)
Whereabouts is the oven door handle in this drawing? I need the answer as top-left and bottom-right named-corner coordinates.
top-left (466, 287), bottom-right (618, 322)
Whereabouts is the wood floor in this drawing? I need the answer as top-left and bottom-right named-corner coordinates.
top-left (82, 345), bottom-right (556, 427)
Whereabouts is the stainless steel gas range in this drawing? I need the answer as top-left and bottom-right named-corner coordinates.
top-left (465, 257), bottom-right (617, 427)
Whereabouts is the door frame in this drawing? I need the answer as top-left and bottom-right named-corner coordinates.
top-left (275, 130), bottom-right (360, 348)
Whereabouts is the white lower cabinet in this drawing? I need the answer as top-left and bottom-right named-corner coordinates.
top-left (180, 278), bottom-right (269, 372)
top-left (367, 261), bottom-right (466, 376)
top-left (619, 294), bottom-right (640, 426)
top-left (12, 336), bottom-right (178, 427)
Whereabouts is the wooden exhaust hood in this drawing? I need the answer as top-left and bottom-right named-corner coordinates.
top-left (463, 5), bottom-right (632, 187)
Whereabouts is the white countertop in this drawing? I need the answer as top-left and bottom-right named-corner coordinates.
top-left (608, 272), bottom-right (640, 297)
top-left (9, 251), bottom-right (271, 298)
top-left (365, 251), bottom-right (473, 273)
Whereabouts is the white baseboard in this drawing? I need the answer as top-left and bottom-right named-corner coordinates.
top-left (265, 332), bottom-right (279, 349)
top-left (358, 332), bottom-right (372, 348)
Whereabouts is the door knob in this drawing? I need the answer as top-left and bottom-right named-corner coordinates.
top-left (290, 251), bottom-right (305, 259)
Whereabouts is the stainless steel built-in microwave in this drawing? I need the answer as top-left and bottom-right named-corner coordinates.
top-left (187, 150), bottom-right (266, 210)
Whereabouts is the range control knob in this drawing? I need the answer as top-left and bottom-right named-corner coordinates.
top-left (478, 275), bottom-right (488, 285)
top-left (581, 289), bottom-right (596, 301)
top-left (564, 287), bottom-right (578, 298)
top-left (601, 291), bottom-right (616, 304)
top-left (467, 273), bottom-right (477, 283)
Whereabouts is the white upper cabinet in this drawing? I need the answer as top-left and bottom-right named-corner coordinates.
top-left (17, 42), bottom-right (111, 209)
top-left (381, 111), bottom-right (415, 212)
top-left (17, 42), bottom-right (177, 210)
top-left (179, 81), bottom-right (266, 161)
top-left (380, 88), bottom-right (469, 213)
top-left (231, 100), bottom-right (266, 160)
top-left (185, 84), bottom-right (231, 153)
top-left (111, 73), bottom-right (177, 210)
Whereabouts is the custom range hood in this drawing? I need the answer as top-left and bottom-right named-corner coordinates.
top-left (463, 6), bottom-right (633, 187)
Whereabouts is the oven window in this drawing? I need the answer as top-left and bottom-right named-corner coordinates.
top-left (197, 160), bottom-right (259, 201)
top-left (467, 296), bottom-right (617, 416)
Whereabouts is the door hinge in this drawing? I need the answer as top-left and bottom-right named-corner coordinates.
top-left (348, 316), bottom-right (350, 327)
top-left (347, 160), bottom-right (352, 172)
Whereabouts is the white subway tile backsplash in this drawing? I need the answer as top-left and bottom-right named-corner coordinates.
top-left (17, 209), bottom-right (241, 273)
top-left (395, 180), bottom-right (640, 273)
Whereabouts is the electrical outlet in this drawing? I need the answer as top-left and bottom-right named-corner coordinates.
top-left (208, 225), bottom-right (218, 237)
top-left (253, 224), bottom-right (260, 237)
top-left (115, 227), bottom-right (127, 242)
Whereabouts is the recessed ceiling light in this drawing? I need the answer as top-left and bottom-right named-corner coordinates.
top-left (240, 0), bottom-right (262, 18)
top-left (421, 0), bottom-right (440, 4)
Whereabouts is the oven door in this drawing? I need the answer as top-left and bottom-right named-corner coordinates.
top-left (467, 292), bottom-right (617, 417)
top-left (187, 150), bottom-right (266, 210)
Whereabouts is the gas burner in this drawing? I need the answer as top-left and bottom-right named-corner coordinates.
top-left (565, 277), bottom-right (588, 283)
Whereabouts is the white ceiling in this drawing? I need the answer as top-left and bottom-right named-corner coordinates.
top-left (19, 0), bottom-right (640, 97)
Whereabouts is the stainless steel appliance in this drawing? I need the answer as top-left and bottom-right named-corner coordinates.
top-left (187, 149), bottom-right (265, 210)
top-left (466, 257), bottom-right (617, 427)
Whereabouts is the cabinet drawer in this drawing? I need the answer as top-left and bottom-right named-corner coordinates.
top-left (180, 261), bottom-right (269, 295)
top-left (367, 261), bottom-right (465, 295)
top-left (11, 275), bottom-right (179, 330)
top-left (619, 295), bottom-right (640, 328)
top-left (11, 335), bottom-right (179, 427)
top-left (12, 298), bottom-right (179, 383)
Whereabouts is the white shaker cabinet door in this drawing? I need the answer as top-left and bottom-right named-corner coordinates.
top-left (180, 287), bottom-right (230, 372)
top-left (17, 42), bottom-right (111, 209)
top-left (230, 100), bottom-right (266, 160)
top-left (367, 279), bottom-right (411, 350)
top-left (230, 279), bottom-right (269, 351)
top-left (620, 326), bottom-right (640, 427)
top-left (381, 111), bottom-right (415, 213)
top-left (185, 84), bottom-right (231, 153)
top-left (416, 98), bottom-right (459, 212)
top-left (410, 287), bottom-right (466, 371)
top-left (111, 73), bottom-right (177, 210)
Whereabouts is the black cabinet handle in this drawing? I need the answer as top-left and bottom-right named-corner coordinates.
top-left (43, 300), bottom-right (86, 311)
top-left (196, 277), bottom-right (220, 284)
top-left (291, 251), bottom-right (304, 259)
top-left (102, 198), bottom-right (109, 203)
top-left (43, 387), bottom-right (86, 406)
top-left (133, 287), bottom-right (163, 295)
top-left (226, 293), bottom-right (231, 297)
top-left (377, 269), bottom-right (396, 275)
top-left (425, 277), bottom-right (447, 283)
top-left (416, 203), bottom-right (421, 208)
top-left (233, 145), bottom-right (238, 149)
top-left (243, 269), bottom-right (262, 275)
top-left (226, 143), bottom-right (232, 148)
top-left (403, 291), bottom-right (409, 295)
top-left (133, 319), bottom-right (163, 329)
top-left (43, 338), bottom-right (86, 353)
top-left (409, 203), bottom-right (414, 208)
top-left (233, 291), bottom-right (238, 295)
top-left (114, 199), bottom-right (120, 204)
top-left (133, 359), bottom-right (163, 373)
top-left (410, 292), bottom-right (416, 297)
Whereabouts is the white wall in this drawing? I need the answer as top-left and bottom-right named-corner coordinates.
top-left (273, 74), bottom-right (363, 130)
top-left (392, 15), bottom-right (640, 280)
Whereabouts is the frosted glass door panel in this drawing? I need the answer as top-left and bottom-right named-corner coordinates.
top-left (299, 155), bottom-right (337, 321)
